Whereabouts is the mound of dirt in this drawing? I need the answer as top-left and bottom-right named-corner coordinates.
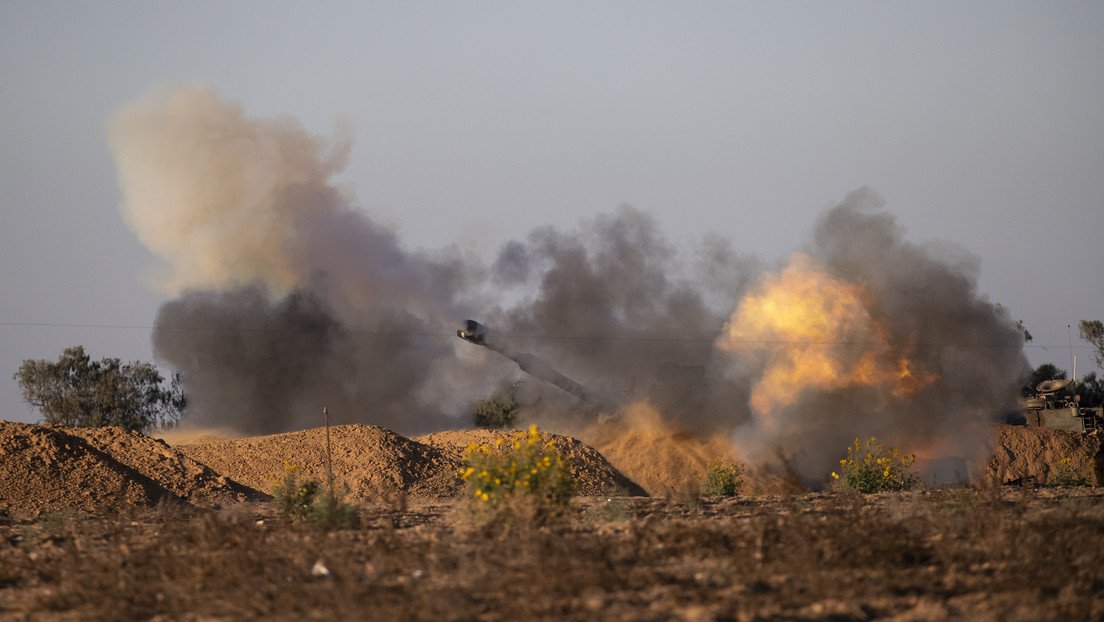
top-left (0, 421), bottom-right (263, 516)
top-left (178, 425), bottom-right (646, 503)
top-left (416, 428), bottom-right (647, 497)
top-left (986, 424), bottom-right (1103, 485)
top-left (176, 425), bottom-right (460, 502)
top-left (16, 417), bottom-right (1094, 517)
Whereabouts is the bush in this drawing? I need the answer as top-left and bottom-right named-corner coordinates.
top-left (700, 459), bottom-right (744, 497)
top-left (1050, 457), bottom-right (1095, 487)
top-left (471, 380), bottom-right (522, 429)
top-left (271, 463), bottom-right (357, 529)
top-left (272, 463), bottom-right (320, 521)
top-left (832, 437), bottom-right (918, 493)
top-left (460, 424), bottom-right (574, 529)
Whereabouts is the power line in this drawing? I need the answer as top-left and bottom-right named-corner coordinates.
top-left (0, 319), bottom-right (1096, 351)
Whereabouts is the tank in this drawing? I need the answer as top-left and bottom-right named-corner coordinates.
top-left (1024, 378), bottom-right (1102, 432)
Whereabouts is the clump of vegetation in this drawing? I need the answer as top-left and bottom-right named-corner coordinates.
top-left (271, 463), bottom-right (357, 529)
top-left (273, 463), bottom-right (320, 521)
top-left (460, 424), bottom-right (574, 529)
top-left (699, 458), bottom-right (745, 497)
top-left (13, 345), bottom-right (187, 432)
top-left (832, 437), bottom-right (918, 493)
top-left (470, 380), bottom-right (522, 429)
top-left (1050, 457), bottom-right (1095, 487)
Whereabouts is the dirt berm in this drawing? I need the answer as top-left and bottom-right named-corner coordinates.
top-left (0, 421), bottom-right (264, 516)
top-left (985, 424), bottom-right (1103, 485)
top-left (2, 419), bottom-right (1099, 517)
top-left (175, 425), bottom-right (646, 503)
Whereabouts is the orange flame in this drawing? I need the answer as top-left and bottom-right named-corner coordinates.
top-left (718, 253), bottom-right (935, 431)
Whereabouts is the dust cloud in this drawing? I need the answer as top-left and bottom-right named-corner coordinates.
top-left (109, 85), bottom-right (1026, 485)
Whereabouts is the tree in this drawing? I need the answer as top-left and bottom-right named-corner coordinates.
top-left (1022, 363), bottom-right (1066, 397)
top-left (1080, 320), bottom-right (1104, 369)
top-left (1021, 363), bottom-right (1103, 407)
top-left (1075, 372), bottom-right (1104, 408)
top-left (13, 346), bottom-right (186, 433)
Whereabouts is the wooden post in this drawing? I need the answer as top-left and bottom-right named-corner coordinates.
top-left (324, 406), bottom-right (335, 502)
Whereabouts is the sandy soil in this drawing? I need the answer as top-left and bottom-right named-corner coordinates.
top-left (1, 420), bottom-right (1102, 620)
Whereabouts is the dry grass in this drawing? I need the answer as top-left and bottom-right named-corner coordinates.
top-left (1, 487), bottom-right (1102, 621)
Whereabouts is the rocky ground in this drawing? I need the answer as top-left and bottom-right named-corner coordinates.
top-left (0, 420), bottom-right (1101, 620)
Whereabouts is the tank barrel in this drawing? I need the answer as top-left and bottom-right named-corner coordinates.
top-left (457, 319), bottom-right (489, 346)
top-left (513, 353), bottom-right (591, 404)
top-left (457, 319), bottom-right (597, 408)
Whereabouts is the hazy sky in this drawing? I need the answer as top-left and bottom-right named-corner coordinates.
top-left (2, 1), bottom-right (1102, 424)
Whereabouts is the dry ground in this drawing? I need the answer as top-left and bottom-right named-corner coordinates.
top-left (1, 421), bottom-right (1102, 620)
top-left (1, 487), bottom-right (1102, 621)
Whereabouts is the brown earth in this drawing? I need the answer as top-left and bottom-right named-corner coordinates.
top-left (1, 488), bottom-right (1101, 621)
top-left (174, 424), bottom-right (646, 503)
top-left (4, 419), bottom-right (1100, 515)
top-left (0, 421), bottom-right (262, 517)
top-left (0, 419), bottom-right (1102, 620)
top-left (175, 424), bottom-right (460, 503)
top-left (985, 424), bottom-right (1103, 485)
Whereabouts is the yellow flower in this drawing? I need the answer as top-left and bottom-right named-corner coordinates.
top-left (831, 472), bottom-right (839, 479)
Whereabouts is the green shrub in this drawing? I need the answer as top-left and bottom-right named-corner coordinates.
top-left (311, 494), bottom-right (360, 530)
top-left (832, 437), bottom-right (918, 493)
top-left (271, 463), bottom-right (357, 528)
top-left (700, 459), bottom-right (744, 497)
top-left (272, 463), bottom-right (319, 521)
top-left (471, 381), bottom-right (521, 429)
top-left (460, 424), bottom-right (574, 529)
top-left (1050, 457), bottom-right (1094, 487)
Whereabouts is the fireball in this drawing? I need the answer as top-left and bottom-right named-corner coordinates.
top-left (717, 252), bottom-right (934, 435)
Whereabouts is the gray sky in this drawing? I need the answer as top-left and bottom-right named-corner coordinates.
top-left (2, 1), bottom-right (1102, 424)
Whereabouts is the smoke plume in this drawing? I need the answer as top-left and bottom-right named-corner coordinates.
top-left (109, 85), bottom-right (1026, 485)
top-left (714, 189), bottom-right (1026, 483)
top-left (108, 84), bottom-right (483, 434)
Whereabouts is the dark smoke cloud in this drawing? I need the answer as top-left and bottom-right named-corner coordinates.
top-left (110, 86), bottom-right (1026, 486)
top-left (716, 188), bottom-right (1027, 483)
top-left (482, 206), bottom-right (760, 429)
top-left (152, 287), bottom-right (460, 435)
